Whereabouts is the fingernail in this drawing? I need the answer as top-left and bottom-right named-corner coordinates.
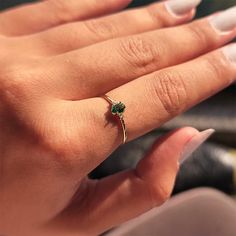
top-left (165, 0), bottom-right (202, 17)
top-left (180, 129), bottom-right (215, 164)
top-left (210, 6), bottom-right (236, 34)
top-left (223, 43), bottom-right (236, 64)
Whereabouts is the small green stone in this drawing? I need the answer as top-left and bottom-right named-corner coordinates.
top-left (111, 102), bottom-right (126, 115)
top-left (111, 105), bottom-right (117, 115)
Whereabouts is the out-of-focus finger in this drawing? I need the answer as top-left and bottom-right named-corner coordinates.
top-left (0, 0), bottom-right (132, 36)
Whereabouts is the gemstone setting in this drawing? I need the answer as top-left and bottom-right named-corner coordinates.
top-left (111, 102), bottom-right (126, 115)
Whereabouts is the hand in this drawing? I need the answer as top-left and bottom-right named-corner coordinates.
top-left (0, 0), bottom-right (236, 235)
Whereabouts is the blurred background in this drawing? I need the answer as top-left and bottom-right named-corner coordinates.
top-left (1, 0), bottom-right (236, 196)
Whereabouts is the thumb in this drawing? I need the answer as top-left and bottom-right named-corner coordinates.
top-left (51, 127), bottom-right (214, 235)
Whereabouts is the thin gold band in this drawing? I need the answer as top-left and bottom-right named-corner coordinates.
top-left (104, 95), bottom-right (127, 144)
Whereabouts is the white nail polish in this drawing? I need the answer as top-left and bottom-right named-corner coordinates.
top-left (165, 0), bottom-right (202, 17)
top-left (210, 6), bottom-right (236, 34)
top-left (180, 129), bottom-right (215, 164)
top-left (223, 43), bottom-right (236, 64)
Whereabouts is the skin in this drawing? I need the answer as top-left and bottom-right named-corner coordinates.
top-left (0, 0), bottom-right (235, 235)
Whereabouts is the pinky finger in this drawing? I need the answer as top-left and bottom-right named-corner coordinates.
top-left (0, 0), bottom-right (132, 36)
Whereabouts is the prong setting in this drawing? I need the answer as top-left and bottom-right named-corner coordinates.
top-left (111, 102), bottom-right (126, 116)
top-left (104, 95), bottom-right (127, 144)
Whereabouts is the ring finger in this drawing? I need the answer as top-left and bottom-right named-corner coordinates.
top-left (69, 43), bottom-right (236, 174)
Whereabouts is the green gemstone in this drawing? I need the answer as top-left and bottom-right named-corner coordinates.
top-left (111, 102), bottom-right (126, 115)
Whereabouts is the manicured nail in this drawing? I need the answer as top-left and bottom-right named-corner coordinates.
top-left (210, 6), bottom-right (236, 34)
top-left (165, 0), bottom-right (202, 17)
top-left (223, 43), bottom-right (236, 64)
top-left (180, 129), bottom-right (215, 164)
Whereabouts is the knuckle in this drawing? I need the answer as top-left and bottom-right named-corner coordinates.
top-left (145, 5), bottom-right (163, 27)
top-left (36, 128), bottom-right (85, 173)
top-left (36, 125), bottom-right (83, 171)
top-left (153, 184), bottom-right (172, 204)
top-left (45, 133), bottom-right (81, 161)
top-left (151, 71), bottom-right (188, 116)
top-left (145, 4), bottom-right (172, 28)
top-left (84, 19), bottom-right (118, 39)
top-left (42, 122), bottom-right (82, 160)
top-left (0, 65), bottom-right (31, 106)
top-left (151, 164), bottom-right (179, 205)
top-left (204, 54), bottom-right (229, 83)
top-left (118, 36), bottom-right (161, 72)
top-left (135, 172), bottom-right (171, 207)
top-left (186, 22), bottom-right (213, 50)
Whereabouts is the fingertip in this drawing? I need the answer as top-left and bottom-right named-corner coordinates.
top-left (171, 8), bottom-right (197, 24)
top-left (152, 126), bottom-right (200, 150)
top-left (174, 126), bottom-right (200, 140)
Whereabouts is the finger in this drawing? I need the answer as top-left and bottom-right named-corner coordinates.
top-left (51, 127), bottom-right (200, 234)
top-left (43, 7), bottom-right (236, 99)
top-left (0, 0), bottom-right (132, 36)
top-left (70, 43), bottom-right (236, 165)
top-left (104, 44), bottom-right (236, 140)
top-left (22, 0), bottom-right (198, 55)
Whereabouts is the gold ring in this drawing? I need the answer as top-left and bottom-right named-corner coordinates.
top-left (103, 95), bottom-right (127, 144)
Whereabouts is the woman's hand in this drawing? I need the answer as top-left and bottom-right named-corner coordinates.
top-left (0, 0), bottom-right (236, 235)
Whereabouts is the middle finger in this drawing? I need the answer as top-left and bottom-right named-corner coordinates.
top-left (41, 6), bottom-right (236, 100)
top-left (75, 44), bottom-right (236, 166)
